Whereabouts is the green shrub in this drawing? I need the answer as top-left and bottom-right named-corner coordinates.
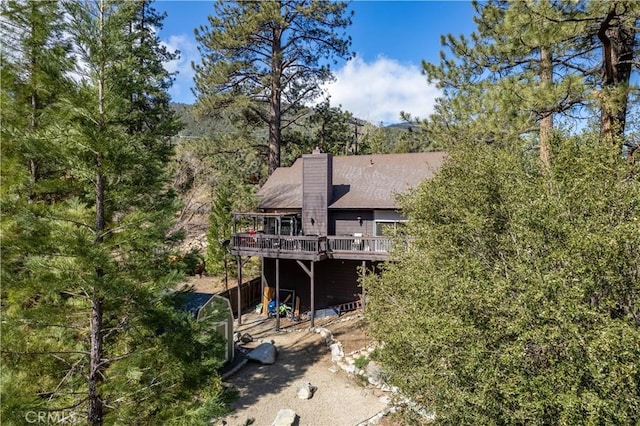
top-left (366, 136), bottom-right (640, 424)
top-left (355, 355), bottom-right (370, 370)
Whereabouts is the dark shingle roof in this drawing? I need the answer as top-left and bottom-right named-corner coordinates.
top-left (258, 151), bottom-right (446, 210)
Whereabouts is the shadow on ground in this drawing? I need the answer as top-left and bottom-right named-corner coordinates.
top-left (223, 312), bottom-right (328, 413)
top-left (182, 288), bottom-right (386, 425)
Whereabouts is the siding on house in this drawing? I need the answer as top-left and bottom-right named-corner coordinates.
top-left (263, 258), bottom-right (375, 313)
top-left (330, 210), bottom-right (373, 236)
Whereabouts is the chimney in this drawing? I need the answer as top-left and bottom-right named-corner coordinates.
top-left (302, 148), bottom-right (333, 236)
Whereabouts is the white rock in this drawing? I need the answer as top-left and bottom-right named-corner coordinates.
top-left (246, 343), bottom-right (278, 365)
top-left (272, 408), bottom-right (296, 426)
top-left (295, 381), bottom-right (317, 400)
top-left (343, 364), bottom-right (356, 374)
top-left (366, 361), bottom-right (384, 383)
top-left (330, 342), bottom-right (343, 362)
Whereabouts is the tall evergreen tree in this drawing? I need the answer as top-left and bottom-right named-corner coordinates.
top-left (593, 1), bottom-right (637, 145)
top-left (193, 0), bottom-right (353, 175)
top-left (308, 99), bottom-right (353, 155)
top-left (422, 0), bottom-right (639, 159)
top-left (206, 179), bottom-right (235, 280)
top-left (1, 1), bottom-right (227, 424)
top-left (0, 0), bottom-right (72, 198)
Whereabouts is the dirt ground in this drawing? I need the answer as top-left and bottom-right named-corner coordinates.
top-left (183, 276), bottom-right (401, 426)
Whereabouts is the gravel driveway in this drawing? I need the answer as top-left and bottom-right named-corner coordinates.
top-left (218, 312), bottom-right (390, 426)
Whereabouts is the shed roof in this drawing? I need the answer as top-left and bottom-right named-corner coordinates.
top-left (257, 151), bottom-right (446, 210)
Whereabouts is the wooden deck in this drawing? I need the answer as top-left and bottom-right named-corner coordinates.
top-left (231, 233), bottom-right (400, 261)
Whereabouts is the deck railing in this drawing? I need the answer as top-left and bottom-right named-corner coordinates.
top-left (232, 233), bottom-right (404, 258)
top-left (232, 233), bottom-right (327, 254)
top-left (326, 236), bottom-right (393, 253)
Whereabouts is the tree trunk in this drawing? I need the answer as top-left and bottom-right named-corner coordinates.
top-left (597, 3), bottom-right (635, 145)
top-left (28, 0), bottom-right (39, 197)
top-left (268, 88), bottom-right (282, 175)
top-left (539, 46), bottom-right (553, 171)
top-left (29, 90), bottom-right (39, 185)
top-left (94, 167), bottom-right (105, 243)
top-left (88, 286), bottom-right (104, 426)
top-left (89, 161), bottom-right (106, 425)
top-left (89, 3), bottom-right (107, 422)
top-left (268, 13), bottom-right (283, 176)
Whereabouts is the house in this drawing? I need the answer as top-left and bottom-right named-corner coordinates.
top-left (231, 148), bottom-right (446, 327)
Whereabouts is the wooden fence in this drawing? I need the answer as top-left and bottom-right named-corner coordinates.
top-left (217, 276), bottom-right (262, 317)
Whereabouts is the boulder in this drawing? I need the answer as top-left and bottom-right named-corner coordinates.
top-left (366, 361), bottom-right (384, 386)
top-left (318, 328), bottom-right (334, 344)
top-left (330, 342), bottom-right (343, 362)
top-left (295, 381), bottom-right (317, 400)
top-left (272, 408), bottom-right (297, 426)
top-left (246, 342), bottom-right (278, 365)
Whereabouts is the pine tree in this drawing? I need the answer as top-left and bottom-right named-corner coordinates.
top-left (0, 0), bottom-right (72, 198)
top-left (422, 0), bottom-right (638, 159)
top-left (308, 99), bottom-right (353, 156)
top-left (206, 180), bottom-right (235, 281)
top-left (193, 0), bottom-right (353, 175)
top-left (1, 1), bottom-right (227, 424)
top-left (592, 1), bottom-right (637, 145)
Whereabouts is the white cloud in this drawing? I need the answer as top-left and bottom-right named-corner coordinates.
top-left (162, 34), bottom-right (199, 104)
top-left (323, 56), bottom-right (440, 125)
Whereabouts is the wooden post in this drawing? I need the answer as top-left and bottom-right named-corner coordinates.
top-left (261, 257), bottom-right (265, 313)
top-left (275, 258), bottom-right (280, 330)
top-left (310, 261), bottom-right (315, 328)
top-left (236, 256), bottom-right (242, 325)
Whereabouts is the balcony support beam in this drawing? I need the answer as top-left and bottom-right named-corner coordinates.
top-left (275, 258), bottom-right (281, 331)
top-left (296, 260), bottom-right (316, 328)
top-left (296, 260), bottom-right (311, 276)
top-left (236, 256), bottom-right (243, 325)
top-left (310, 261), bottom-right (315, 328)
top-left (261, 258), bottom-right (266, 315)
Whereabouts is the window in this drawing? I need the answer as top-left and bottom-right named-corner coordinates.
top-left (374, 220), bottom-right (406, 237)
top-left (373, 220), bottom-right (406, 252)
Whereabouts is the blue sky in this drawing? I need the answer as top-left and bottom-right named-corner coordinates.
top-left (155, 1), bottom-right (477, 125)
